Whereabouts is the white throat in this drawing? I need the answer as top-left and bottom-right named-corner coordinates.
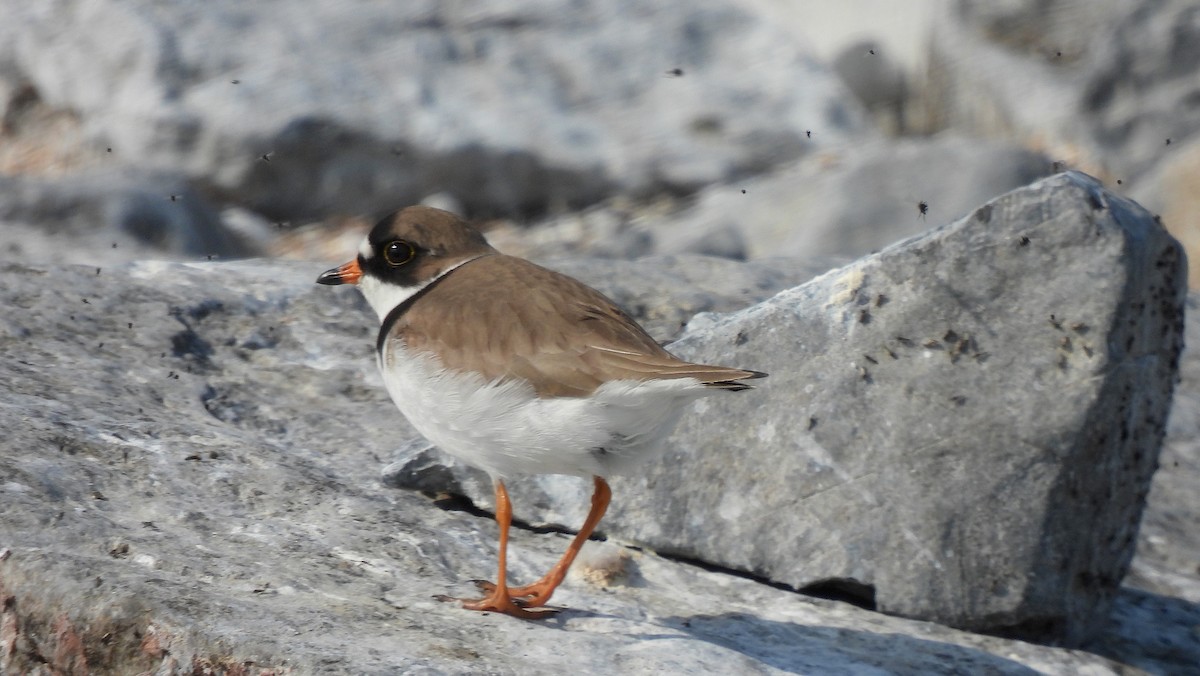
top-left (357, 256), bottom-right (484, 322)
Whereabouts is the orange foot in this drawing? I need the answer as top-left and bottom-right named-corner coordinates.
top-left (471, 579), bottom-right (558, 608)
top-left (434, 586), bottom-right (559, 620)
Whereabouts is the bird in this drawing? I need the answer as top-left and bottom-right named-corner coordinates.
top-left (317, 206), bottom-right (765, 619)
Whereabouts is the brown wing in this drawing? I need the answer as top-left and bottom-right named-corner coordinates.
top-left (387, 255), bottom-right (764, 397)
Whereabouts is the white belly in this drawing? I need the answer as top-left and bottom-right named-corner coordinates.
top-left (378, 345), bottom-right (711, 478)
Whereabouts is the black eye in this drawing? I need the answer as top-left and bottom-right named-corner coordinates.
top-left (383, 240), bottom-right (415, 267)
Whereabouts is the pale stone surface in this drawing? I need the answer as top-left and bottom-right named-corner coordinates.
top-left (0, 253), bottom-right (1187, 674)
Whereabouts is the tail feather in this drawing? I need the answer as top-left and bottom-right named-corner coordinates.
top-left (702, 368), bottom-right (767, 391)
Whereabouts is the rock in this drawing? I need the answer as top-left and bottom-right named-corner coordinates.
top-left (0, 0), bottom-right (870, 220)
top-left (924, 0), bottom-right (1199, 188)
top-left (0, 169), bottom-right (257, 265)
top-left (651, 135), bottom-right (1052, 261)
top-left (386, 172), bottom-right (1186, 645)
top-left (4, 256), bottom-right (1182, 674)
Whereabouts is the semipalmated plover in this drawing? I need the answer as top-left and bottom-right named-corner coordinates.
top-left (318, 206), bottom-right (764, 618)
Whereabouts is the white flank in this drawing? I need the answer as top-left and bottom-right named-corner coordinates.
top-left (378, 342), bottom-right (716, 478)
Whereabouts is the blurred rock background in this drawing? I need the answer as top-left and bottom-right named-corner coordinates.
top-left (1, 0), bottom-right (1198, 672)
top-left (3, 0), bottom-right (1194, 276)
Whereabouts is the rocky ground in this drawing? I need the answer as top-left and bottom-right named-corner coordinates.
top-left (1, 1), bottom-right (1198, 674)
top-left (2, 174), bottom-right (1197, 675)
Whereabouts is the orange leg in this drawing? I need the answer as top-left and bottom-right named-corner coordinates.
top-left (447, 479), bottom-right (551, 619)
top-left (476, 476), bottom-right (611, 608)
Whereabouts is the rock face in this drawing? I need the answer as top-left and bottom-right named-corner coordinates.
top-left (0, 0), bottom-right (867, 220)
top-left (4, 255), bottom-right (1161, 675)
top-left (386, 172), bottom-right (1187, 645)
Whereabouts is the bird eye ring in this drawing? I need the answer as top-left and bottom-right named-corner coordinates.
top-left (384, 240), bottom-right (415, 267)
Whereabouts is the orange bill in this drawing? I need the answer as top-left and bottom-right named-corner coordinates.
top-left (316, 259), bottom-right (362, 286)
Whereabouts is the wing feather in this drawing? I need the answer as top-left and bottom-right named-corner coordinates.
top-left (387, 255), bottom-right (765, 397)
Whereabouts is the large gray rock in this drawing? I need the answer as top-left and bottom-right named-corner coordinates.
top-left (386, 171), bottom-right (1186, 645)
top-left (0, 0), bottom-right (869, 220)
top-left (3, 256), bottom-right (1176, 674)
